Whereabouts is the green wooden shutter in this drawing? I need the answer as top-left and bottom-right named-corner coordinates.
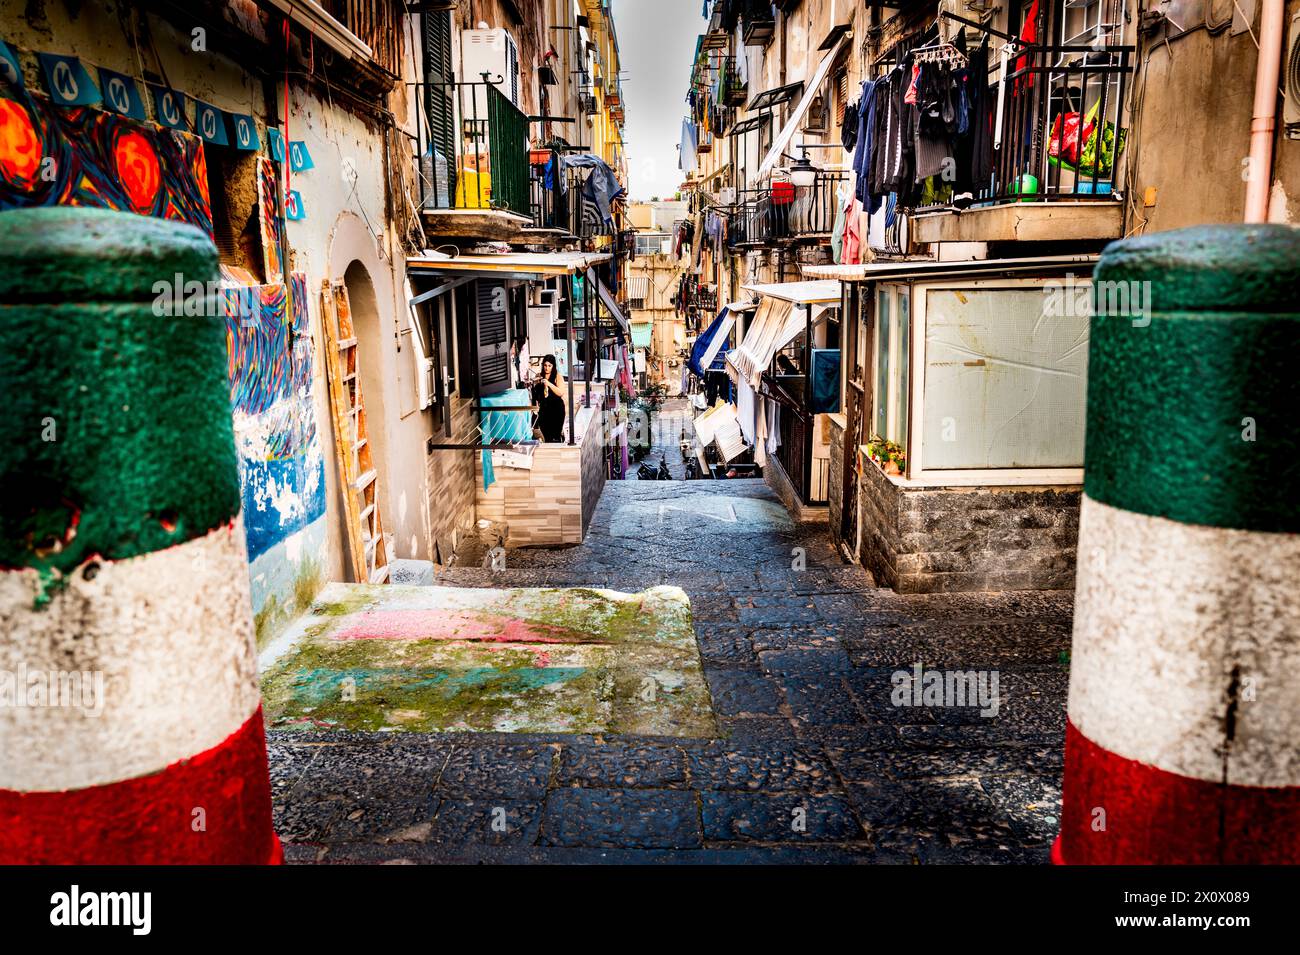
top-left (422, 10), bottom-right (455, 206)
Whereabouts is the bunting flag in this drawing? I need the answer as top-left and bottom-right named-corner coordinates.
top-left (193, 99), bottom-right (228, 145)
top-left (229, 112), bottom-right (259, 151)
top-left (0, 39), bottom-right (22, 89)
top-left (285, 189), bottom-right (305, 221)
top-left (149, 83), bottom-right (189, 130)
top-left (97, 68), bottom-right (146, 121)
top-left (266, 127), bottom-right (285, 163)
top-left (288, 140), bottom-right (313, 171)
top-left (36, 53), bottom-right (99, 106)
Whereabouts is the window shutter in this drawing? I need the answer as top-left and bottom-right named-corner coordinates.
top-left (475, 279), bottom-right (511, 397)
top-left (422, 11), bottom-right (455, 192)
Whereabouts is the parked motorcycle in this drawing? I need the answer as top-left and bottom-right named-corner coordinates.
top-left (637, 455), bottom-right (673, 480)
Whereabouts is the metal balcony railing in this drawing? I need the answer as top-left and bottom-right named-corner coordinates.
top-left (526, 152), bottom-right (620, 238)
top-left (918, 42), bottom-right (1133, 211)
top-left (729, 170), bottom-right (849, 246)
top-left (529, 149), bottom-right (570, 232)
top-left (563, 165), bottom-right (617, 238)
top-left (411, 77), bottom-right (531, 218)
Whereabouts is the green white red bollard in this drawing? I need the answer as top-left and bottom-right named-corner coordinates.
top-left (0, 208), bottom-right (280, 864)
top-left (1055, 224), bottom-right (1300, 865)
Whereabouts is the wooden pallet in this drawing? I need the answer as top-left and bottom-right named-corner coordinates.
top-left (320, 279), bottom-right (391, 585)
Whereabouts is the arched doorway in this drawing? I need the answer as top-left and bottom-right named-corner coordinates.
top-left (339, 260), bottom-right (392, 578)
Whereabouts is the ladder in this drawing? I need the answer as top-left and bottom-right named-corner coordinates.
top-left (320, 279), bottom-right (391, 585)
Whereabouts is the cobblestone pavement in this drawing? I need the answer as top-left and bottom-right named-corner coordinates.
top-left (271, 479), bottom-right (1072, 864)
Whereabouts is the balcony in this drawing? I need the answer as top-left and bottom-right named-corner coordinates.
top-left (742, 16), bottom-right (775, 46)
top-left (729, 171), bottom-right (848, 247)
top-left (411, 77), bottom-right (533, 240)
top-left (525, 151), bottom-right (620, 241)
top-left (563, 164), bottom-right (619, 239)
top-left (911, 42), bottom-right (1133, 246)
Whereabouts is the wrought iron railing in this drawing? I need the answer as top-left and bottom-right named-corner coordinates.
top-left (563, 165), bottom-right (617, 238)
top-left (525, 148), bottom-right (625, 238)
top-left (529, 149), bottom-right (569, 231)
top-left (917, 42), bottom-right (1133, 211)
top-left (729, 170), bottom-right (848, 245)
top-left (410, 76), bottom-right (531, 218)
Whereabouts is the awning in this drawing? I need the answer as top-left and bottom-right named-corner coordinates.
top-left (630, 322), bottom-right (653, 349)
top-left (407, 250), bottom-right (611, 279)
top-left (728, 296), bottom-right (797, 387)
top-left (741, 279), bottom-right (842, 304)
top-left (692, 401), bottom-right (747, 463)
top-left (596, 276), bottom-right (631, 335)
top-left (626, 275), bottom-right (649, 300)
top-left (756, 34), bottom-right (849, 181)
top-left (799, 254), bottom-right (1101, 282)
top-left (688, 300), bottom-right (759, 378)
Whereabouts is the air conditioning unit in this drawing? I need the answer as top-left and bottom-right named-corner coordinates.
top-left (1285, 11), bottom-right (1300, 138)
top-left (461, 28), bottom-right (520, 108)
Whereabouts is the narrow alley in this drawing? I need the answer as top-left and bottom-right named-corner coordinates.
top-left (2, 0), bottom-right (1297, 906)
top-left (269, 478), bottom-right (1070, 863)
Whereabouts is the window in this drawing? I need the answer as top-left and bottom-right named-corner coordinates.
top-left (872, 284), bottom-right (909, 446)
top-left (634, 232), bottom-right (670, 256)
top-left (918, 284), bottom-right (1088, 470)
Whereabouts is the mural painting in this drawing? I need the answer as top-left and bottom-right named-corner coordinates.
top-left (256, 155), bottom-right (282, 284)
top-left (223, 272), bottom-right (328, 643)
top-left (0, 89), bottom-right (211, 235)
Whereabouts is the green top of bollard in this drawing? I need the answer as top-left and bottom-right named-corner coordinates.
top-left (0, 207), bottom-right (219, 303)
top-left (1095, 224), bottom-right (1300, 313)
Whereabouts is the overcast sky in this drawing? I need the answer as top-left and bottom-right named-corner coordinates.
top-left (611, 0), bottom-right (706, 201)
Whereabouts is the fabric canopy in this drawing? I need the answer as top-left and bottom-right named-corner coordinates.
top-left (728, 296), bottom-right (800, 387)
top-left (630, 322), bottom-right (653, 349)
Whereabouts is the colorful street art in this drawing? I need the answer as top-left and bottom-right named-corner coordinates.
top-left (260, 583), bottom-right (718, 736)
top-left (223, 272), bottom-right (327, 641)
top-left (0, 88), bottom-right (211, 236)
top-left (256, 155), bottom-right (282, 283)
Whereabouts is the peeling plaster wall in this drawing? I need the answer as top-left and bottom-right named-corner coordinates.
top-left (1132, 18), bottom-right (1300, 230)
top-left (1133, 28), bottom-right (1255, 228)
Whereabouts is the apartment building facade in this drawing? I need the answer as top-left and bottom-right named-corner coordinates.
top-left (682, 0), bottom-right (1299, 592)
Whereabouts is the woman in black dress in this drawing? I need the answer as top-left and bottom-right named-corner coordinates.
top-left (532, 354), bottom-right (567, 443)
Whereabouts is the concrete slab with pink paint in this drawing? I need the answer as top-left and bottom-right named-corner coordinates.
top-left (258, 583), bottom-right (717, 736)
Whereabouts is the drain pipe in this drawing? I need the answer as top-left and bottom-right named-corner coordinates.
top-left (1245, 0), bottom-right (1285, 223)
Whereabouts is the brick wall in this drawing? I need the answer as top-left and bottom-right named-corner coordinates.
top-left (857, 462), bottom-right (1080, 593)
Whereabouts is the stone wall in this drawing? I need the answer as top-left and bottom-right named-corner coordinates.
top-left (827, 415), bottom-right (844, 550)
top-left (857, 462), bottom-right (1081, 593)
